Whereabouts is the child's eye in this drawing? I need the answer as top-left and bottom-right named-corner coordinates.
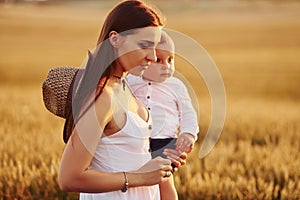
top-left (156, 58), bottom-right (161, 63)
top-left (168, 57), bottom-right (173, 63)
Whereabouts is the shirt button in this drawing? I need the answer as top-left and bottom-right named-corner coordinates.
top-left (148, 148), bottom-right (152, 153)
top-left (148, 107), bottom-right (151, 110)
top-left (148, 82), bottom-right (151, 85)
top-left (148, 125), bottom-right (152, 130)
top-left (147, 96), bottom-right (150, 99)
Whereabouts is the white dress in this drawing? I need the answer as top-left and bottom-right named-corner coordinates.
top-left (80, 111), bottom-right (160, 200)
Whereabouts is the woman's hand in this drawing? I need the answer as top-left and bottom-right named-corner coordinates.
top-left (162, 148), bottom-right (191, 172)
top-left (131, 157), bottom-right (173, 186)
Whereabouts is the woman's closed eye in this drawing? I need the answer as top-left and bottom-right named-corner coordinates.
top-left (139, 40), bottom-right (155, 49)
top-left (139, 43), bottom-right (150, 49)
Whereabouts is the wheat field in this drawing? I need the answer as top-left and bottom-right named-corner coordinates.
top-left (0, 1), bottom-right (299, 199)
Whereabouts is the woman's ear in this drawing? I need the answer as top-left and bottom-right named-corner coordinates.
top-left (109, 31), bottom-right (122, 48)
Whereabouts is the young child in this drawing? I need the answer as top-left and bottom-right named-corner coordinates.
top-left (127, 31), bottom-right (199, 200)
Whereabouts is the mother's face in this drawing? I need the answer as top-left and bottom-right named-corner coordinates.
top-left (110, 27), bottom-right (162, 75)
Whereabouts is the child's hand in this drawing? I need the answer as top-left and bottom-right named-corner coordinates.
top-left (176, 133), bottom-right (195, 153)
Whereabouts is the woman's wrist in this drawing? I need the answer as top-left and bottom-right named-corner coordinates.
top-left (121, 172), bottom-right (129, 192)
top-left (126, 172), bottom-right (146, 188)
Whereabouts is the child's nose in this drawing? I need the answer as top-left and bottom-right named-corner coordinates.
top-left (162, 62), bottom-right (170, 70)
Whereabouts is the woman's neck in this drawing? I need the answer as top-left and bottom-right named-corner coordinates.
top-left (110, 62), bottom-right (126, 78)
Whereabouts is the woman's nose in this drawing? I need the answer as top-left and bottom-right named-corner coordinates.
top-left (146, 48), bottom-right (157, 62)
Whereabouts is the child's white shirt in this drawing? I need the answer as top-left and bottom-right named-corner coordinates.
top-left (127, 74), bottom-right (199, 140)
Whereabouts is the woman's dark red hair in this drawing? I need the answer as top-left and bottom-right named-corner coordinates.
top-left (63, 0), bottom-right (164, 143)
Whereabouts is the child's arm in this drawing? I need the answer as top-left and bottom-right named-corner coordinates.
top-left (175, 132), bottom-right (195, 153)
top-left (173, 77), bottom-right (199, 142)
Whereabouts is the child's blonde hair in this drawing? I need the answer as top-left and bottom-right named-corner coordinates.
top-left (157, 31), bottom-right (175, 53)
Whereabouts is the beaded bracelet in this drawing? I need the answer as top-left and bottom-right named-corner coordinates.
top-left (121, 172), bottom-right (129, 192)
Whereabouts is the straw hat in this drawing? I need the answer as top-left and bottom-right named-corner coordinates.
top-left (42, 66), bottom-right (85, 143)
top-left (42, 66), bottom-right (84, 118)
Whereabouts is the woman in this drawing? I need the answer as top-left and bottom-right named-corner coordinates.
top-left (58, 1), bottom-right (185, 199)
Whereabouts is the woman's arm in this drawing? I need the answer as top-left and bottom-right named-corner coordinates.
top-left (58, 130), bottom-right (126, 192)
top-left (58, 89), bottom-right (172, 193)
top-left (58, 130), bottom-right (172, 192)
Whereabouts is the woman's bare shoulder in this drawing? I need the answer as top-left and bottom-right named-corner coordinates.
top-left (94, 86), bottom-right (114, 111)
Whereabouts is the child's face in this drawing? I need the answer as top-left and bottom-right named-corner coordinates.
top-left (142, 49), bottom-right (175, 83)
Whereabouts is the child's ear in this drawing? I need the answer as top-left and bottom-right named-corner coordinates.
top-left (109, 31), bottom-right (122, 48)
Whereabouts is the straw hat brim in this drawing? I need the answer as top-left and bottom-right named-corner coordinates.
top-left (42, 66), bottom-right (84, 142)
